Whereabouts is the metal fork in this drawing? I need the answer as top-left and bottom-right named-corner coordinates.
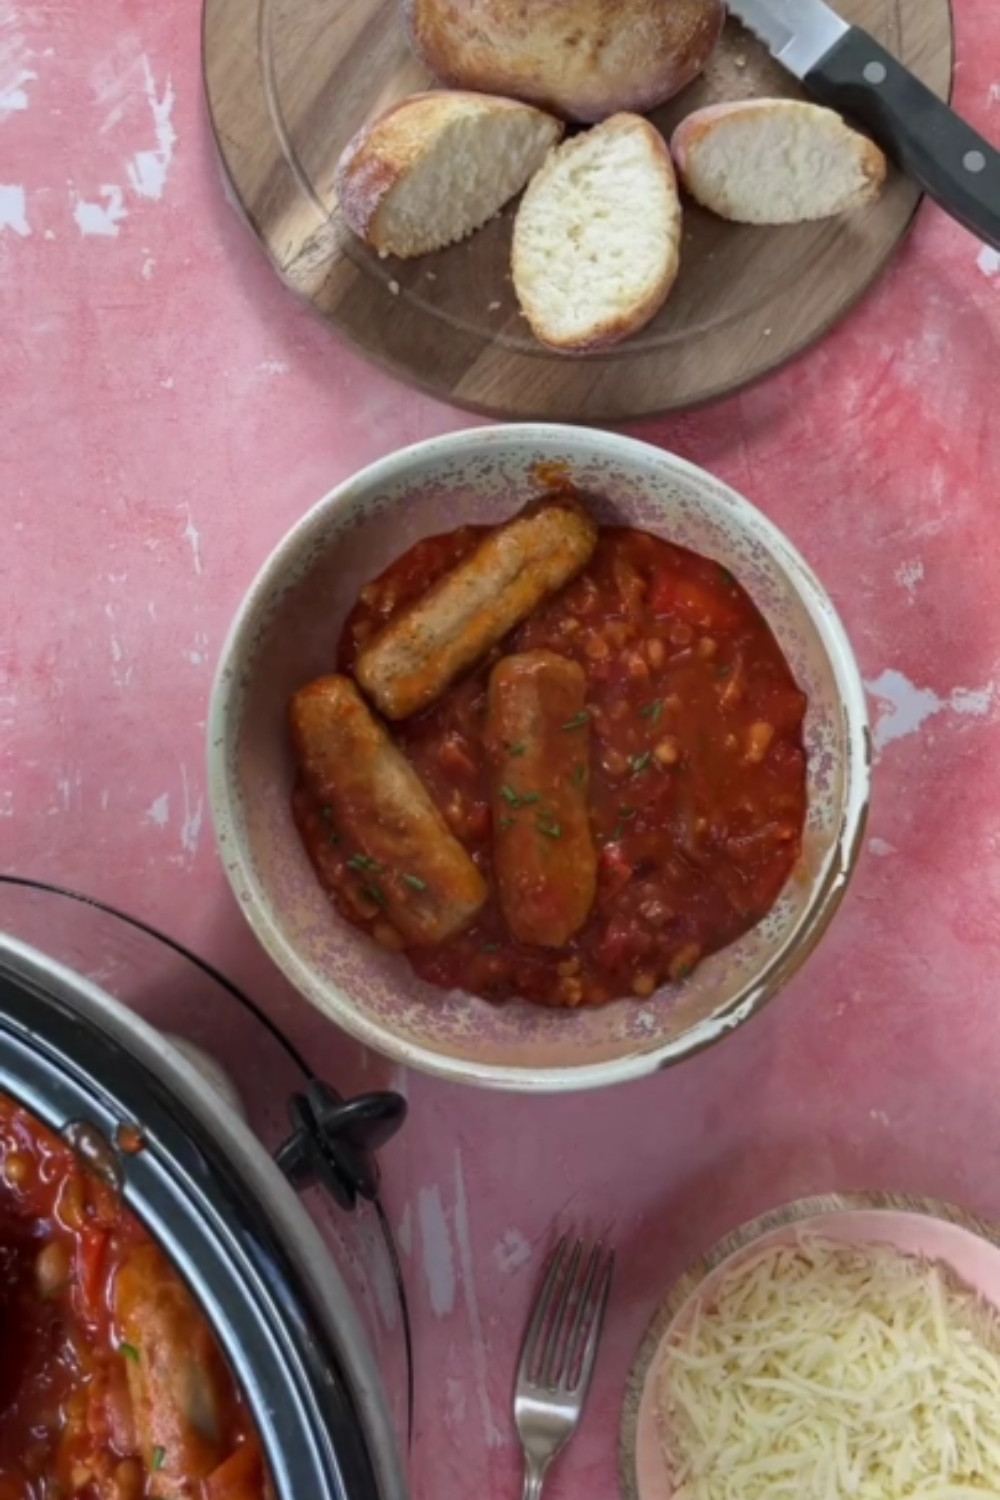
top-left (513, 1234), bottom-right (615, 1500)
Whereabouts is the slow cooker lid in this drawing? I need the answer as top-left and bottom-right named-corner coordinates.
top-left (0, 947), bottom-right (400, 1500)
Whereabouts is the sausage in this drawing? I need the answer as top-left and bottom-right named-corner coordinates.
top-left (114, 1243), bottom-right (232, 1499)
top-left (486, 650), bottom-right (597, 947)
top-left (289, 676), bottom-right (488, 946)
top-left (355, 503), bottom-right (598, 719)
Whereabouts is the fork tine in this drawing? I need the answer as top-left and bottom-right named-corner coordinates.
top-left (559, 1242), bottom-right (602, 1388)
top-left (517, 1233), bottom-right (569, 1385)
top-left (568, 1248), bottom-right (614, 1396)
top-left (539, 1238), bottom-right (582, 1387)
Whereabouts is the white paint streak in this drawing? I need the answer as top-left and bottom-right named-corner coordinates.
top-left (454, 1150), bottom-right (504, 1448)
top-left (397, 1203), bottom-right (412, 1257)
top-left (0, 183), bottom-right (29, 236)
top-left (146, 793), bottom-right (170, 828)
top-left (493, 1228), bottom-right (532, 1275)
top-left (74, 185), bottom-right (127, 237)
top-left (978, 246), bottom-right (1000, 280)
top-left (126, 56), bottom-right (176, 201)
top-left (868, 838), bottom-right (897, 859)
top-left (178, 764), bottom-right (203, 856)
top-left (257, 358), bottom-right (290, 376)
top-left (182, 509), bottom-right (203, 575)
top-left (446, 1377), bottom-right (467, 1426)
top-left (417, 1185), bottom-right (455, 1316)
top-left (0, 67), bottom-right (35, 113)
top-left (865, 669), bottom-right (998, 753)
top-left (895, 558), bottom-right (924, 599)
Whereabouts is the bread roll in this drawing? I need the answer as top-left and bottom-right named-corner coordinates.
top-left (671, 99), bottom-right (888, 224)
top-left (512, 114), bottom-right (683, 353)
top-left (401, 0), bottom-right (725, 124)
top-left (335, 90), bottom-right (563, 258)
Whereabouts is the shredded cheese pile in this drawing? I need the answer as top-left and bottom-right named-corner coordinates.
top-left (658, 1236), bottom-right (1000, 1500)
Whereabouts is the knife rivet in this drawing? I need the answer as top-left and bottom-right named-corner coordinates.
top-left (863, 61), bottom-right (887, 84)
top-left (963, 150), bottom-right (986, 175)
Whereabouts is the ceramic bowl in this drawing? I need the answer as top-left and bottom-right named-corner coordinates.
top-left (207, 425), bottom-right (870, 1092)
top-left (620, 1194), bottom-right (1000, 1500)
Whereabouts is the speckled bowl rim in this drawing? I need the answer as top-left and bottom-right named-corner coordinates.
top-left (618, 1193), bottom-right (1000, 1500)
top-left (207, 425), bottom-right (871, 1093)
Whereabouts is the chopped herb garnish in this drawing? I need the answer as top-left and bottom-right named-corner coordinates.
top-left (613, 807), bottom-right (637, 840)
top-left (674, 962), bottom-right (696, 981)
top-left (640, 699), bottom-right (664, 725)
top-left (716, 663), bottom-right (734, 679)
top-left (571, 764), bottom-right (587, 787)
top-left (328, 833), bottom-right (340, 848)
top-left (631, 752), bottom-right (653, 775)
top-left (561, 711), bottom-right (591, 731)
top-left (482, 943), bottom-right (500, 953)
top-left (500, 784), bottom-right (520, 805)
top-left (321, 805), bottom-right (334, 822)
top-left (402, 874), bottom-right (427, 892)
top-left (364, 882), bottom-right (387, 908)
top-left (347, 854), bottom-right (380, 873)
top-left (508, 742), bottom-right (527, 757)
top-left (537, 820), bottom-right (562, 839)
top-left (120, 1342), bottom-right (140, 1364)
top-left (519, 792), bottom-right (542, 806)
top-left (499, 816), bottom-right (515, 830)
top-left (152, 1448), bottom-right (166, 1473)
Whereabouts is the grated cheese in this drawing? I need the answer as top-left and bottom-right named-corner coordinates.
top-left (658, 1236), bottom-right (1000, 1500)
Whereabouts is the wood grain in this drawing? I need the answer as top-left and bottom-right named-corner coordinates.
top-left (203, 0), bottom-right (953, 422)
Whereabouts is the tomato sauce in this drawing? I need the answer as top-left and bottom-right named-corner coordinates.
top-left (300, 508), bottom-right (808, 1008)
top-left (0, 1096), bottom-right (266, 1500)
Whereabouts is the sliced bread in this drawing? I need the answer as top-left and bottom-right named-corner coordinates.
top-left (335, 90), bottom-right (563, 259)
top-left (511, 113), bottom-right (682, 353)
top-left (671, 99), bottom-right (887, 225)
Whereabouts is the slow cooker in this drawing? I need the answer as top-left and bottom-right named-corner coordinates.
top-left (0, 877), bottom-right (410, 1500)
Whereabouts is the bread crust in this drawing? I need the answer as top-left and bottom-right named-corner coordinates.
top-left (402, 0), bottom-right (725, 123)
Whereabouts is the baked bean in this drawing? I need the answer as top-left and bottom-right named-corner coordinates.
top-left (654, 737), bottom-right (680, 766)
top-left (746, 722), bottom-right (775, 763)
top-left (631, 972), bottom-right (658, 998)
top-left (645, 638), bottom-right (665, 668)
top-left (4, 1152), bottom-right (31, 1187)
top-left (585, 635), bottom-right (610, 662)
top-left (697, 636), bottom-right (717, 659)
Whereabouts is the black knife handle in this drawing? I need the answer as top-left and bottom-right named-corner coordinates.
top-left (805, 28), bottom-right (1000, 251)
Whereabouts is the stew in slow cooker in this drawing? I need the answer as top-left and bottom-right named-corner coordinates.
top-left (0, 1095), bottom-right (267, 1500)
top-left (290, 491), bottom-right (808, 1007)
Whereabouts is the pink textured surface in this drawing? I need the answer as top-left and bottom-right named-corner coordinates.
top-left (2, 1), bottom-right (999, 1496)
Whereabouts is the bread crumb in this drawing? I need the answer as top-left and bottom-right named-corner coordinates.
top-left (488, 300), bottom-right (501, 311)
top-left (734, 55), bottom-right (747, 68)
top-left (388, 279), bottom-right (401, 295)
top-left (425, 271), bottom-right (437, 281)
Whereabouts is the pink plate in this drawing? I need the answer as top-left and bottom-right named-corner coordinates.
top-left (621, 1192), bottom-right (1000, 1500)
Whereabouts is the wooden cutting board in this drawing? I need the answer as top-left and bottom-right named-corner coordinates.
top-left (203, 0), bottom-right (952, 422)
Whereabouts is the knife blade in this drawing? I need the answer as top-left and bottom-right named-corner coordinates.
top-left (727, 0), bottom-right (1000, 250)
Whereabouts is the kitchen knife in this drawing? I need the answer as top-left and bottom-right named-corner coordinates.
top-left (727, 0), bottom-right (1000, 250)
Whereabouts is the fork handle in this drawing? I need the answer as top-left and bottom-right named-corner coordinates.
top-left (522, 1459), bottom-right (547, 1500)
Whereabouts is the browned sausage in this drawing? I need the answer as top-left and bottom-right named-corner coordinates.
top-left (486, 650), bottom-right (597, 947)
top-left (114, 1243), bottom-right (231, 1499)
top-left (290, 675), bottom-right (487, 945)
top-left (355, 504), bottom-right (598, 720)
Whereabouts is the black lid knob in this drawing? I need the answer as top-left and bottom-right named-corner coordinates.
top-left (275, 1082), bottom-right (407, 1211)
